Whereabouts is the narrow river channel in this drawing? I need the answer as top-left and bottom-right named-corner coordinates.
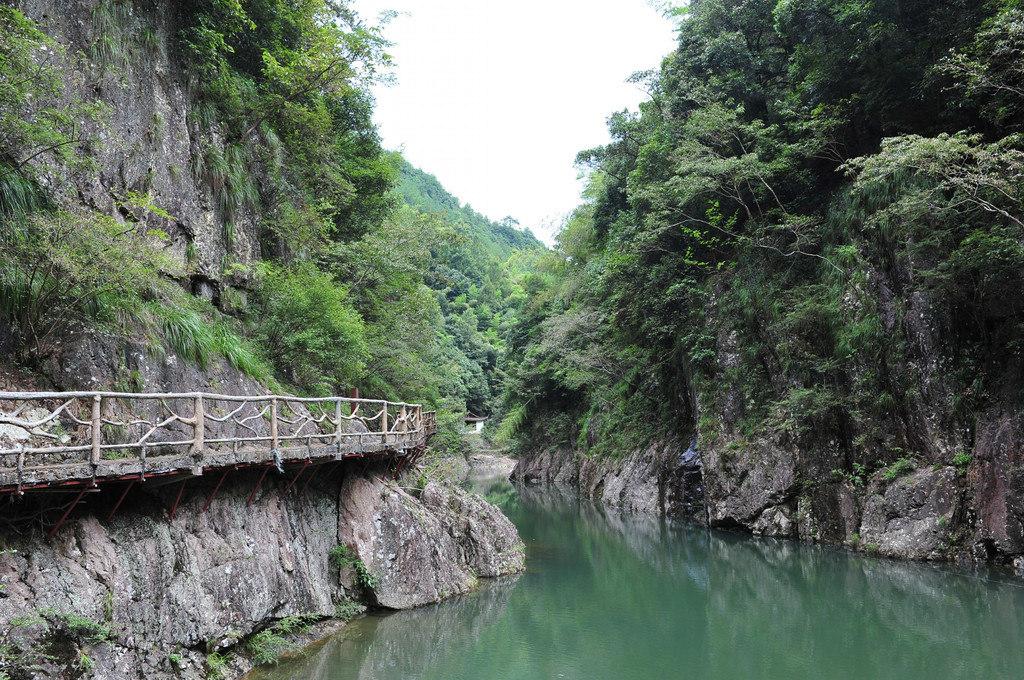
top-left (249, 474), bottom-right (1024, 680)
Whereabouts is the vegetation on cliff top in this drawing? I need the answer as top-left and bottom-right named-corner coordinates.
top-left (498, 0), bottom-right (1024, 474)
top-left (0, 2), bottom-right (540, 436)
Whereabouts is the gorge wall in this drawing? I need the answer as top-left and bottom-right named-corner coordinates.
top-left (496, 1), bottom-right (1024, 575)
top-left (0, 466), bottom-right (524, 679)
top-left (1, 0), bottom-right (274, 400)
top-left (509, 161), bottom-right (1024, 573)
top-left (12, 0), bottom-right (276, 315)
top-left (512, 441), bottom-right (705, 522)
top-left (514, 380), bottom-right (1024, 572)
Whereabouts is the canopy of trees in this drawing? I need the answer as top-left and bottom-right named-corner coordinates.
top-left (499, 0), bottom-right (1024, 468)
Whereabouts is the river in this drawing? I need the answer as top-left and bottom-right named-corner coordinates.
top-left (247, 475), bottom-right (1024, 680)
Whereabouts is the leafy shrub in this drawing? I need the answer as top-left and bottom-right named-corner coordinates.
top-left (333, 599), bottom-right (362, 622)
top-left (882, 455), bottom-right (917, 481)
top-left (251, 261), bottom-right (368, 394)
top-left (430, 401), bottom-right (470, 456)
top-left (144, 297), bottom-right (268, 380)
top-left (272, 614), bottom-right (317, 635)
top-left (329, 545), bottom-right (379, 589)
top-left (40, 609), bottom-right (112, 644)
top-left (1, 199), bottom-right (175, 363)
top-left (246, 628), bottom-right (293, 666)
top-left (205, 650), bottom-right (232, 679)
top-left (244, 614), bottom-right (319, 666)
top-left (952, 450), bottom-right (972, 475)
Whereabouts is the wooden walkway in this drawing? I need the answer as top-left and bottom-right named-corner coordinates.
top-left (0, 390), bottom-right (436, 499)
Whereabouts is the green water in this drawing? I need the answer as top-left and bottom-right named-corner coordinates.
top-left (250, 481), bottom-right (1024, 680)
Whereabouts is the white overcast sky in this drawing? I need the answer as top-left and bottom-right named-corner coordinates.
top-left (352, 0), bottom-right (680, 245)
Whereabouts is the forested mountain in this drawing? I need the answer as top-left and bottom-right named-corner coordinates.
top-left (394, 161), bottom-right (543, 417)
top-left (398, 161), bottom-right (542, 260)
top-left (501, 0), bottom-right (1024, 558)
top-left (0, 0), bottom-right (538, 436)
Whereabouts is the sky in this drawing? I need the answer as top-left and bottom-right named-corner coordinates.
top-left (352, 0), bottom-right (680, 245)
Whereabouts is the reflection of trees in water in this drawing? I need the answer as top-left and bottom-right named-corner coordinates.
top-left (464, 475), bottom-right (519, 509)
top-left (514, 482), bottom-right (1024, 680)
top-left (356, 576), bottom-right (521, 680)
top-left (515, 481), bottom-right (712, 591)
top-left (512, 481), bottom-right (579, 515)
top-left (702, 531), bottom-right (1024, 679)
top-left (245, 575), bottom-right (520, 680)
top-left (252, 483), bottom-right (1024, 680)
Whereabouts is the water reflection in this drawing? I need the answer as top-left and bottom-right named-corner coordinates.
top-left (247, 575), bottom-right (520, 680)
top-left (251, 477), bottom-right (1024, 680)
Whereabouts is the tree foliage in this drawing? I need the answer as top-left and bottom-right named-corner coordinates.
top-left (250, 261), bottom-right (367, 393)
top-left (0, 2), bottom-right (538, 434)
top-left (501, 0), bottom-right (1024, 464)
top-left (0, 193), bottom-right (177, 363)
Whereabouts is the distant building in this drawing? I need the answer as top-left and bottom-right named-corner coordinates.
top-left (464, 412), bottom-right (488, 433)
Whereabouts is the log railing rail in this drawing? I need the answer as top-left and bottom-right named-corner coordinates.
top-left (0, 390), bottom-right (436, 495)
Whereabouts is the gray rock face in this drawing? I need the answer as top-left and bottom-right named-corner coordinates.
top-left (512, 440), bottom-right (705, 521)
top-left (676, 264), bottom-right (1023, 567)
top-left (0, 471), bottom-right (524, 679)
top-left (43, 329), bottom-right (267, 395)
top-left (702, 434), bottom-right (800, 536)
top-left (973, 410), bottom-right (1024, 557)
top-left (18, 0), bottom-right (261, 297)
top-left (337, 477), bottom-right (525, 609)
top-left (859, 467), bottom-right (958, 559)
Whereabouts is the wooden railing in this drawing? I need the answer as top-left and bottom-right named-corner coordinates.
top-left (0, 391), bottom-right (436, 493)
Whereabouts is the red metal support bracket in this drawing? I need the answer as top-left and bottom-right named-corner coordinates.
top-left (247, 465), bottom-right (271, 506)
top-left (301, 460), bottom-right (342, 498)
top-left (296, 465), bottom-right (318, 498)
top-left (279, 460), bottom-right (311, 500)
top-left (47, 485), bottom-right (91, 541)
top-left (169, 479), bottom-right (188, 520)
top-left (107, 480), bottom-right (137, 522)
top-left (391, 452), bottom-right (412, 480)
top-left (202, 470), bottom-right (231, 513)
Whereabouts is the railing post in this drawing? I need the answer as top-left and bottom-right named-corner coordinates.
top-left (349, 388), bottom-right (359, 417)
top-left (271, 398), bottom-right (279, 451)
top-left (17, 445), bottom-right (25, 494)
top-left (335, 398), bottom-right (343, 446)
top-left (400, 404), bottom-right (407, 433)
top-left (91, 395), bottom-right (102, 465)
top-left (380, 402), bottom-right (388, 444)
top-left (192, 394), bottom-right (205, 454)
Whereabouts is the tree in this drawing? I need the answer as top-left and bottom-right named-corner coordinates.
top-left (0, 7), bottom-right (103, 221)
top-left (0, 195), bottom-right (176, 363)
top-left (250, 260), bottom-right (368, 393)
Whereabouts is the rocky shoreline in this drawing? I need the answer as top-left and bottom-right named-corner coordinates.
top-left (0, 461), bottom-right (524, 680)
top-left (511, 440), bottom-right (1023, 574)
top-left (510, 441), bottom-right (705, 522)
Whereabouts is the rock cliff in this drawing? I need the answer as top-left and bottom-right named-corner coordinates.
top-left (513, 254), bottom-right (1024, 573)
top-left (513, 412), bottom-right (1023, 570)
top-left (511, 440), bottom-right (704, 522)
top-left (689, 264), bottom-right (1024, 569)
top-left (15, 0), bottom-right (263, 306)
top-left (0, 467), bottom-right (524, 679)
